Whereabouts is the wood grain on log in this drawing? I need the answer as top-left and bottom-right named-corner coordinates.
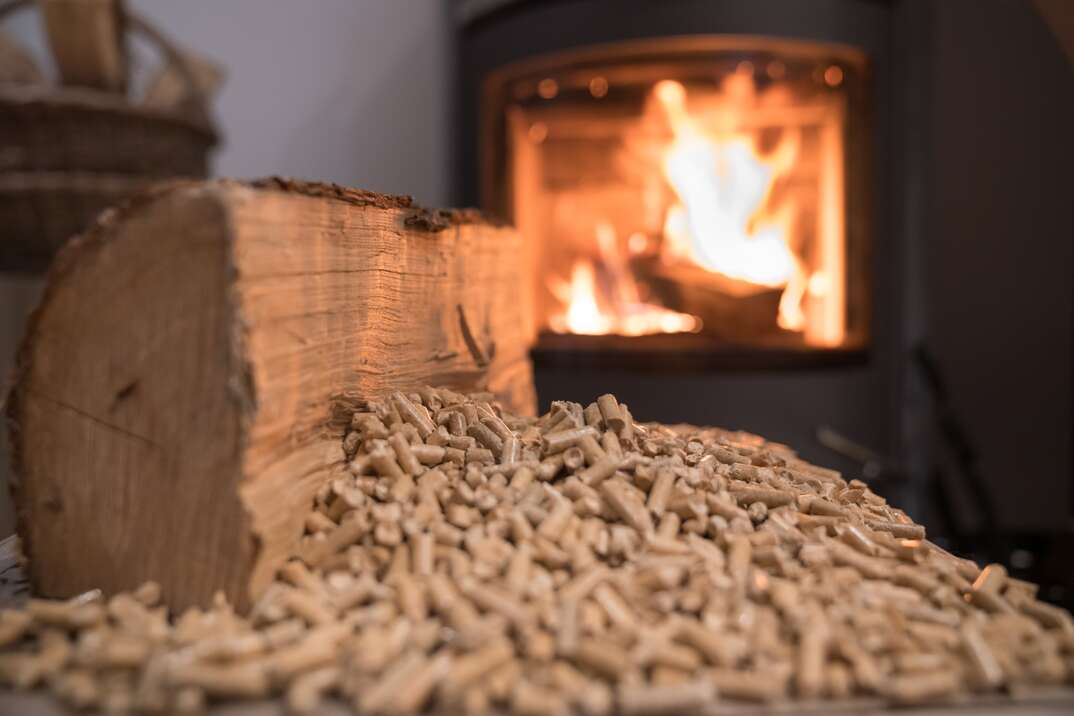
top-left (5, 178), bottom-right (536, 611)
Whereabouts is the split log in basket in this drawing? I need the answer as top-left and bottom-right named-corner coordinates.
top-left (5, 178), bottom-right (536, 612)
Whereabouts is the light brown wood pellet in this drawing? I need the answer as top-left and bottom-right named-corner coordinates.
top-left (1, 387), bottom-right (1072, 713)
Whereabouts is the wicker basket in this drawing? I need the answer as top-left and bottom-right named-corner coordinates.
top-left (0, 0), bottom-right (219, 273)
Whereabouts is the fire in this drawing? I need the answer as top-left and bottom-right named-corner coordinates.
top-left (540, 70), bottom-right (845, 346)
top-left (548, 223), bottom-right (700, 336)
top-left (655, 77), bottom-right (808, 332)
top-left (549, 261), bottom-right (611, 335)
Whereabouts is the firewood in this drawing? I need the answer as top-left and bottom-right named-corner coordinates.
top-left (5, 179), bottom-right (535, 612)
top-left (639, 257), bottom-right (783, 342)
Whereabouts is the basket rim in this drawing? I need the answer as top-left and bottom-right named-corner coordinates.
top-left (0, 171), bottom-right (192, 191)
top-left (0, 84), bottom-right (219, 143)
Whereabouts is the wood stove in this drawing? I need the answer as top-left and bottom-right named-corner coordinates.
top-left (482, 37), bottom-right (870, 367)
top-left (457, 0), bottom-right (920, 494)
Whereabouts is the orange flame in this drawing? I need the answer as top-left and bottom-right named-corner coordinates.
top-left (548, 223), bottom-right (700, 336)
top-left (549, 261), bottom-right (612, 335)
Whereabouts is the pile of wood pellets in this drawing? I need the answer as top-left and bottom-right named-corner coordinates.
top-left (2, 388), bottom-right (1073, 714)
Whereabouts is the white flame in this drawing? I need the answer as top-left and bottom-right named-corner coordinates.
top-left (655, 79), bottom-right (807, 330)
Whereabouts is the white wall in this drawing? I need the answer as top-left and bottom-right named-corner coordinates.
top-left (1, 1), bottom-right (453, 536)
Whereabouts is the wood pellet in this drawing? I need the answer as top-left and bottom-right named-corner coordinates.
top-left (1, 388), bottom-right (1072, 713)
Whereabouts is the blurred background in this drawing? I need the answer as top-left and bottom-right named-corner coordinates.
top-left (1, 0), bottom-right (1071, 605)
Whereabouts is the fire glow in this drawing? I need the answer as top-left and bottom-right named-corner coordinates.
top-left (548, 223), bottom-right (701, 336)
top-left (656, 78), bottom-right (808, 333)
top-left (545, 70), bottom-right (846, 346)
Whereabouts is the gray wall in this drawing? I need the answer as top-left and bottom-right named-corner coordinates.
top-left (0, 0), bottom-right (453, 537)
top-left (140, 0), bottom-right (451, 203)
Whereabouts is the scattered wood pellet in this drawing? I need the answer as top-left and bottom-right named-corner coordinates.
top-left (1, 387), bottom-right (1070, 713)
top-left (619, 680), bottom-right (715, 715)
top-left (885, 669), bottom-right (961, 704)
top-left (865, 518), bottom-right (926, 540)
top-left (596, 394), bottom-right (625, 433)
top-left (707, 667), bottom-right (788, 702)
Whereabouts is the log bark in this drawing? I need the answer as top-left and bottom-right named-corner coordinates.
top-left (5, 178), bottom-right (536, 611)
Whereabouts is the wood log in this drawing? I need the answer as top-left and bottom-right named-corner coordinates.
top-left (637, 257), bottom-right (784, 343)
top-left (5, 178), bottom-right (536, 612)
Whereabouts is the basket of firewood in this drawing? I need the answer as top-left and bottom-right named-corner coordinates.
top-left (0, 0), bottom-right (221, 273)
